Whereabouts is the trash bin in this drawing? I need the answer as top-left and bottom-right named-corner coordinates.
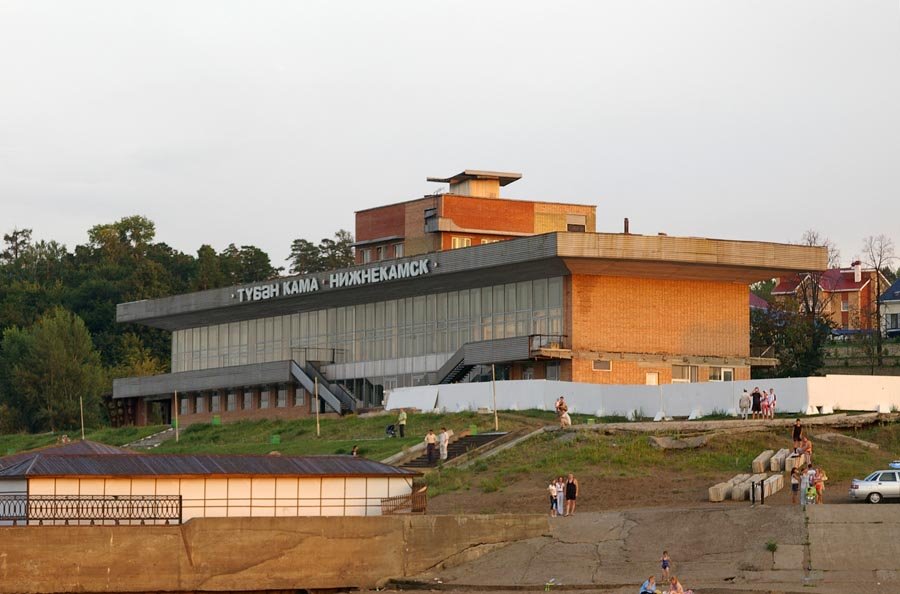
top-left (469, 424), bottom-right (478, 435)
top-left (270, 434), bottom-right (281, 445)
top-left (212, 415), bottom-right (221, 426)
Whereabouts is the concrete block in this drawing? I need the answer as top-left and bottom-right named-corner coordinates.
top-left (732, 473), bottom-right (767, 500)
top-left (770, 448), bottom-right (790, 472)
top-left (708, 482), bottom-right (731, 502)
top-left (763, 474), bottom-right (784, 498)
top-left (729, 473), bottom-right (751, 485)
top-left (751, 450), bottom-right (775, 473)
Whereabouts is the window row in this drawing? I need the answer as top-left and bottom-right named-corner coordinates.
top-left (178, 384), bottom-right (305, 415)
top-left (172, 278), bottom-right (564, 373)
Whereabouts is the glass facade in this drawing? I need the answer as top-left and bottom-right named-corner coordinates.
top-left (171, 277), bottom-right (565, 374)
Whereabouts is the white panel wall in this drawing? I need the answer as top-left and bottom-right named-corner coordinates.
top-left (385, 375), bottom-right (900, 418)
top-left (19, 475), bottom-right (413, 524)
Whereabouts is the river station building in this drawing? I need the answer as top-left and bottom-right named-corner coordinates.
top-left (112, 170), bottom-right (825, 426)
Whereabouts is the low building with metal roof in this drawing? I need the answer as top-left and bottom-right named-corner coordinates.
top-left (0, 448), bottom-right (422, 525)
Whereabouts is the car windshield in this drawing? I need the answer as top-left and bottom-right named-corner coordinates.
top-left (864, 472), bottom-right (880, 481)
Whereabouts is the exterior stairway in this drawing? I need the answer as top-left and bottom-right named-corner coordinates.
top-left (402, 432), bottom-right (506, 468)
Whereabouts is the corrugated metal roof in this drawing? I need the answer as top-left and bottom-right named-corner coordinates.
top-left (0, 440), bottom-right (133, 470)
top-left (0, 453), bottom-right (420, 479)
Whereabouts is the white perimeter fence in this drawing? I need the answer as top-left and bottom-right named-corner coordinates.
top-left (385, 375), bottom-right (900, 419)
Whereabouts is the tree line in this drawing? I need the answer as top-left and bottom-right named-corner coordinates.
top-left (0, 216), bottom-right (353, 433)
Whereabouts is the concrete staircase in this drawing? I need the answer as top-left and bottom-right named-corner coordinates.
top-left (402, 432), bottom-right (506, 469)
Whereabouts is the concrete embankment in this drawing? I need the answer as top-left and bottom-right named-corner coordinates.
top-left (0, 514), bottom-right (548, 593)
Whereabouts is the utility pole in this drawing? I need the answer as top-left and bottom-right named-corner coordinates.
top-left (491, 364), bottom-right (499, 431)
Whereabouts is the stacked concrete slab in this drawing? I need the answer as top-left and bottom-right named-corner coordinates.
top-left (751, 450), bottom-right (775, 473)
top-left (769, 448), bottom-right (791, 472)
top-left (762, 473), bottom-right (784, 498)
top-left (708, 473), bottom-right (752, 502)
top-left (732, 473), bottom-right (767, 501)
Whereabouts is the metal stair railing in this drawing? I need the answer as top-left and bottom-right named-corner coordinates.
top-left (289, 361), bottom-right (343, 414)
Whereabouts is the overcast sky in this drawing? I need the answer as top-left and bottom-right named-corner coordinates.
top-left (1, 1), bottom-right (898, 270)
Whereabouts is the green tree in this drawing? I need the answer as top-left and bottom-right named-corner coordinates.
top-left (1, 227), bottom-right (33, 267)
top-left (287, 238), bottom-right (324, 274)
top-left (0, 326), bottom-right (37, 431)
top-left (751, 301), bottom-right (832, 379)
top-left (193, 244), bottom-right (225, 290)
top-left (287, 230), bottom-right (355, 275)
top-left (751, 279), bottom-right (776, 301)
top-left (12, 307), bottom-right (107, 432)
top-left (319, 229), bottom-right (355, 271)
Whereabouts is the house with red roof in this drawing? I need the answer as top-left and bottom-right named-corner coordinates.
top-left (772, 263), bottom-right (890, 332)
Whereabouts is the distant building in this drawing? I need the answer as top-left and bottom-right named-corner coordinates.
top-left (881, 278), bottom-right (900, 338)
top-left (354, 170), bottom-right (596, 263)
top-left (749, 292), bottom-right (769, 311)
top-left (772, 264), bottom-right (891, 332)
top-left (0, 441), bottom-right (421, 525)
top-left (111, 168), bottom-right (825, 426)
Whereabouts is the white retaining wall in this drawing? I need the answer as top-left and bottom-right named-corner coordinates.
top-left (384, 375), bottom-right (900, 418)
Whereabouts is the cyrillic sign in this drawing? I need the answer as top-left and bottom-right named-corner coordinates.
top-left (329, 259), bottom-right (430, 289)
top-left (234, 259), bottom-right (432, 303)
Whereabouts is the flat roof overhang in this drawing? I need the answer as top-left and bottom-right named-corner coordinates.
top-left (117, 232), bottom-right (827, 331)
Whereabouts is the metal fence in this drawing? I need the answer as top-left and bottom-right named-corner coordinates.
top-left (0, 495), bottom-right (182, 526)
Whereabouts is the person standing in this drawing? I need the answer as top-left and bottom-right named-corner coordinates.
top-left (555, 396), bottom-right (568, 428)
top-left (738, 390), bottom-right (751, 420)
top-left (791, 418), bottom-right (803, 452)
top-left (760, 390), bottom-right (770, 420)
top-left (814, 466), bottom-right (827, 504)
top-left (768, 388), bottom-right (777, 419)
top-left (425, 429), bottom-right (437, 464)
top-left (554, 476), bottom-right (565, 516)
top-left (750, 387), bottom-right (762, 420)
top-left (547, 480), bottom-right (559, 517)
top-left (351, 445), bottom-right (359, 457)
top-left (790, 467), bottom-right (800, 504)
top-left (660, 551), bottom-right (671, 581)
top-left (438, 427), bottom-right (449, 461)
top-left (397, 408), bottom-right (407, 438)
top-left (565, 473), bottom-right (579, 516)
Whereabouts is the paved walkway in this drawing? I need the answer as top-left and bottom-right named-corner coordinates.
top-left (405, 505), bottom-right (899, 594)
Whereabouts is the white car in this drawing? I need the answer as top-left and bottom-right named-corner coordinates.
top-left (849, 468), bottom-right (900, 503)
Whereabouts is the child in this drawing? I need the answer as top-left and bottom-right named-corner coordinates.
top-left (548, 480), bottom-right (558, 517)
top-left (661, 551), bottom-right (671, 581)
top-left (790, 467), bottom-right (800, 504)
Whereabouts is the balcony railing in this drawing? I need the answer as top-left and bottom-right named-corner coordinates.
top-left (0, 495), bottom-right (182, 526)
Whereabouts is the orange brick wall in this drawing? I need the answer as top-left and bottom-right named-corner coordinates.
top-left (569, 275), bottom-right (749, 358)
top-left (440, 195), bottom-right (535, 234)
top-left (355, 203), bottom-right (405, 243)
top-left (571, 360), bottom-right (750, 385)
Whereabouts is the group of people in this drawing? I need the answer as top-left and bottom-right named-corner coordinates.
top-left (787, 418), bottom-right (828, 504)
top-left (790, 463), bottom-right (828, 504)
top-left (555, 396), bottom-right (572, 428)
top-left (640, 552), bottom-right (691, 594)
top-left (424, 427), bottom-right (450, 464)
top-left (738, 387), bottom-right (777, 420)
top-left (546, 473), bottom-right (579, 517)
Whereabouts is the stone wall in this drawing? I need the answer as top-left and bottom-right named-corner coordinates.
top-left (0, 514), bottom-right (548, 594)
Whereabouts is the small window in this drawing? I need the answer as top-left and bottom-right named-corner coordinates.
top-left (361, 249), bottom-right (372, 264)
top-left (277, 385), bottom-right (287, 407)
top-left (672, 364), bottom-right (698, 383)
top-left (481, 239), bottom-right (501, 244)
top-left (451, 236), bottom-right (472, 249)
top-left (592, 359), bottom-right (611, 372)
top-left (295, 388), bottom-right (305, 406)
top-left (393, 243), bottom-right (404, 258)
top-left (210, 392), bottom-right (221, 413)
top-left (841, 301), bottom-right (849, 312)
top-left (226, 391), bottom-right (236, 411)
top-left (546, 361), bottom-right (560, 381)
top-left (375, 246), bottom-right (385, 261)
top-left (566, 224), bottom-right (586, 232)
